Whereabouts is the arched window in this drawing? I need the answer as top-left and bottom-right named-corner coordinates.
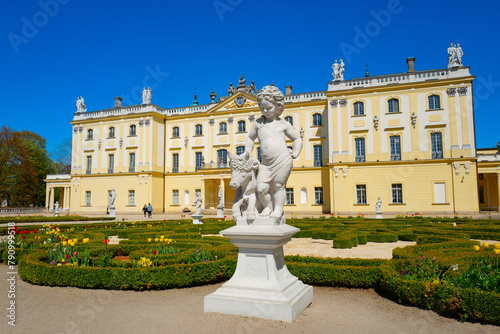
top-left (428, 95), bottom-right (441, 110)
top-left (236, 146), bottom-right (245, 155)
top-left (388, 98), bottom-right (399, 113)
top-left (195, 124), bottom-right (203, 136)
top-left (285, 116), bottom-right (293, 126)
top-left (129, 124), bottom-right (136, 136)
top-left (172, 126), bottom-right (180, 138)
top-left (87, 129), bottom-right (93, 140)
top-left (237, 120), bottom-right (246, 132)
top-left (217, 149), bottom-right (228, 168)
top-left (108, 127), bottom-right (115, 138)
top-left (219, 122), bottom-right (227, 134)
top-left (354, 102), bottom-right (364, 116)
top-left (312, 113), bottom-right (322, 126)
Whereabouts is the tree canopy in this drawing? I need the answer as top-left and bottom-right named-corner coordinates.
top-left (0, 126), bottom-right (57, 207)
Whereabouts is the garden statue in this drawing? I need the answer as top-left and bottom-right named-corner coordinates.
top-left (216, 185), bottom-right (224, 218)
top-left (54, 201), bottom-right (61, 216)
top-left (191, 191), bottom-right (203, 224)
top-left (205, 85), bottom-right (312, 322)
top-left (228, 151), bottom-right (259, 221)
top-left (109, 189), bottom-right (117, 207)
top-left (245, 85), bottom-right (303, 220)
top-left (375, 196), bottom-right (383, 219)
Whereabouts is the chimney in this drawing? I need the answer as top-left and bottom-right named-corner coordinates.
top-left (285, 85), bottom-right (292, 96)
top-left (406, 57), bottom-right (415, 73)
top-left (114, 96), bottom-right (123, 108)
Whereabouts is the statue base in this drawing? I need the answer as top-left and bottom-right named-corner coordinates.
top-left (375, 211), bottom-right (383, 219)
top-left (109, 207), bottom-right (116, 218)
top-left (54, 213), bottom-right (60, 217)
top-left (204, 219), bottom-right (313, 322)
top-left (191, 214), bottom-right (203, 224)
top-left (216, 208), bottom-right (224, 218)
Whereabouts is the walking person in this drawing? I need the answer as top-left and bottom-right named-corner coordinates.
top-left (147, 203), bottom-right (153, 218)
top-left (142, 204), bottom-right (147, 218)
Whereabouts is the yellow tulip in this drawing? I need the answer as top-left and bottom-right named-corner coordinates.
top-left (62, 241), bottom-right (67, 246)
top-left (483, 242), bottom-right (489, 248)
top-left (494, 243), bottom-right (500, 249)
top-left (155, 238), bottom-right (159, 242)
top-left (160, 235), bottom-right (164, 239)
top-left (473, 245), bottom-right (480, 252)
top-left (83, 238), bottom-right (89, 244)
top-left (74, 239), bottom-right (78, 243)
top-left (148, 238), bottom-right (152, 242)
top-left (494, 249), bottom-right (500, 255)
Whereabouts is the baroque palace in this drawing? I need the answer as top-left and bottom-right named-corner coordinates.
top-left (45, 46), bottom-right (500, 215)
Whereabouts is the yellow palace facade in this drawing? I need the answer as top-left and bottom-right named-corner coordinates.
top-left (45, 52), bottom-right (500, 216)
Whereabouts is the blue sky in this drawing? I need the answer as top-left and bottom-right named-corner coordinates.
top-left (1, 0), bottom-right (499, 153)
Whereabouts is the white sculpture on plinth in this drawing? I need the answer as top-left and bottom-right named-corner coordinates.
top-left (76, 96), bottom-right (87, 113)
top-left (142, 87), bottom-right (152, 104)
top-left (108, 188), bottom-right (116, 218)
top-left (447, 43), bottom-right (463, 68)
top-left (192, 191), bottom-right (203, 224)
top-left (216, 185), bottom-right (225, 218)
top-left (332, 59), bottom-right (345, 81)
top-left (204, 85), bottom-right (312, 323)
top-left (54, 201), bottom-right (61, 216)
top-left (375, 196), bottom-right (383, 219)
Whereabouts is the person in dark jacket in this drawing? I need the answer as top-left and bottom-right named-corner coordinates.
top-left (147, 203), bottom-right (153, 218)
top-left (142, 204), bottom-right (148, 218)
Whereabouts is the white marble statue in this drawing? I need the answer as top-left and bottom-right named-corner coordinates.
top-left (228, 151), bottom-right (259, 221)
top-left (194, 191), bottom-right (203, 215)
top-left (332, 59), bottom-right (345, 81)
top-left (217, 185), bottom-right (223, 209)
top-left (245, 85), bottom-right (303, 219)
top-left (54, 201), bottom-right (61, 215)
top-left (339, 59), bottom-right (345, 80)
top-left (376, 197), bottom-right (382, 212)
top-left (447, 43), bottom-right (463, 68)
top-left (76, 96), bottom-right (87, 112)
top-left (142, 87), bottom-right (152, 104)
top-left (109, 188), bottom-right (117, 207)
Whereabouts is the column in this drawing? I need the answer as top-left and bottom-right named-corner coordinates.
top-left (64, 187), bottom-right (70, 210)
top-left (200, 178), bottom-right (205, 209)
top-left (45, 186), bottom-right (50, 209)
top-left (49, 187), bottom-right (55, 210)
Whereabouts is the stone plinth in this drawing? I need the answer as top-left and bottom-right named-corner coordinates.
top-left (109, 206), bottom-right (116, 218)
top-left (216, 207), bottom-right (224, 218)
top-left (375, 211), bottom-right (383, 219)
top-left (191, 214), bottom-right (203, 224)
top-left (204, 218), bottom-right (313, 322)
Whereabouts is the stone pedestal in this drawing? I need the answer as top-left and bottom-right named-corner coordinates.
top-left (204, 218), bottom-right (313, 322)
top-left (191, 214), bottom-right (203, 224)
top-left (375, 210), bottom-right (383, 219)
top-left (216, 207), bottom-right (224, 218)
top-left (109, 206), bottom-right (116, 218)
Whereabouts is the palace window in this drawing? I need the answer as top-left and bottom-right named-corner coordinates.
top-left (219, 122), bottom-right (227, 134)
top-left (236, 146), bottom-right (245, 155)
top-left (172, 126), bottom-right (180, 138)
top-left (172, 153), bottom-right (179, 173)
top-left (109, 127), bottom-right (115, 138)
top-left (195, 152), bottom-right (203, 171)
top-left (356, 185), bottom-right (367, 204)
top-left (313, 145), bottom-right (322, 167)
top-left (355, 138), bottom-right (366, 162)
top-left (86, 156), bottom-right (92, 174)
top-left (129, 124), bottom-right (136, 136)
top-left (172, 190), bottom-right (179, 205)
top-left (285, 116), bottom-right (293, 126)
top-left (85, 191), bottom-right (91, 206)
top-left (354, 102), bottom-right (365, 116)
top-left (237, 120), bottom-right (246, 132)
top-left (195, 124), bottom-right (203, 136)
top-left (312, 113), bottom-right (322, 126)
top-left (314, 187), bottom-right (324, 205)
top-left (86, 129), bottom-right (93, 140)
top-left (129, 153), bottom-right (135, 172)
top-left (388, 98), bottom-right (400, 113)
top-left (390, 135), bottom-right (401, 161)
top-left (286, 188), bottom-right (294, 205)
top-left (217, 149), bottom-right (228, 168)
top-left (392, 183), bottom-right (403, 204)
top-left (108, 154), bottom-right (114, 173)
top-left (428, 95), bottom-right (441, 110)
top-left (431, 132), bottom-right (443, 159)
top-left (128, 190), bottom-right (135, 206)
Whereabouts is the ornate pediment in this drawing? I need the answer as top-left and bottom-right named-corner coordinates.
top-left (209, 92), bottom-right (259, 112)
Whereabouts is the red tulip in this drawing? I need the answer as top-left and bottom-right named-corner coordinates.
top-left (33, 230), bottom-right (37, 233)
top-left (66, 254), bottom-right (70, 259)
top-left (21, 236), bottom-right (26, 239)
top-left (153, 250), bottom-right (157, 255)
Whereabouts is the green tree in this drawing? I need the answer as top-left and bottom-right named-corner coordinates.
top-left (51, 137), bottom-right (72, 173)
top-left (0, 126), bottom-right (57, 207)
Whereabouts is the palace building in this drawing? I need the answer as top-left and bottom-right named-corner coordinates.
top-left (45, 47), bottom-right (500, 215)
